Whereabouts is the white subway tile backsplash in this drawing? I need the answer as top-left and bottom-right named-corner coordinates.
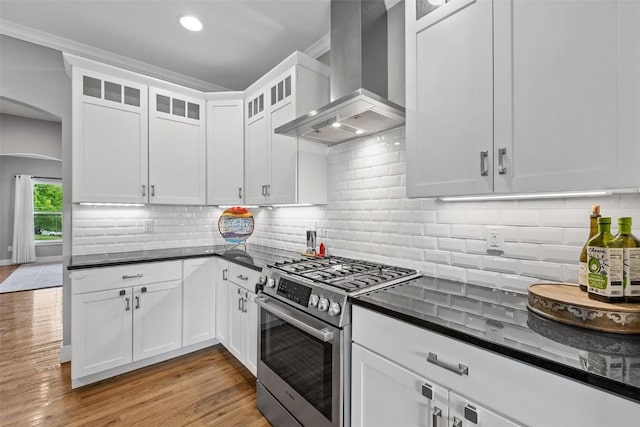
top-left (483, 256), bottom-right (520, 275)
top-left (540, 245), bottom-right (580, 264)
top-left (500, 210), bottom-right (540, 226)
top-left (519, 260), bottom-right (564, 282)
top-left (437, 238), bottom-right (466, 253)
top-left (502, 242), bottom-right (540, 261)
top-left (451, 224), bottom-right (485, 240)
top-left (436, 210), bottom-right (466, 224)
top-left (519, 227), bottom-right (564, 244)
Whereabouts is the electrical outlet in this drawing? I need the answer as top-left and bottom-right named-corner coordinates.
top-left (486, 227), bottom-right (504, 252)
top-left (143, 219), bottom-right (154, 233)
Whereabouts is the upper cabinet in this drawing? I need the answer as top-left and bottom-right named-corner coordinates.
top-left (244, 54), bottom-right (330, 205)
top-left (206, 95), bottom-right (245, 205)
top-left (148, 87), bottom-right (206, 205)
top-left (72, 68), bottom-right (148, 203)
top-left (406, 0), bottom-right (640, 198)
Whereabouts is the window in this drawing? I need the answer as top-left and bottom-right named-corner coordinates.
top-left (33, 180), bottom-right (62, 243)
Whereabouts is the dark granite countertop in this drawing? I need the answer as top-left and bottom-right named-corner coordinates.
top-left (67, 244), bottom-right (302, 271)
top-left (352, 276), bottom-right (640, 403)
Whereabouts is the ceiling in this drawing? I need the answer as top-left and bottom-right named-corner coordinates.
top-left (0, 0), bottom-right (331, 91)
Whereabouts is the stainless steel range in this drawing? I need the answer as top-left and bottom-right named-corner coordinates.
top-left (255, 256), bottom-right (419, 427)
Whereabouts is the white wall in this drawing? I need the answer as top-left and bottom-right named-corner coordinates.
top-left (0, 34), bottom-right (73, 349)
top-left (0, 114), bottom-right (62, 160)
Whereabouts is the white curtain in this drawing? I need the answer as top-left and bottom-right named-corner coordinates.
top-left (12, 175), bottom-right (36, 264)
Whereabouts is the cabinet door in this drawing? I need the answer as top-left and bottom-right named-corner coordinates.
top-left (269, 99), bottom-right (298, 204)
top-left (493, 0), bottom-right (640, 193)
top-left (71, 288), bottom-right (133, 379)
top-left (352, 343), bottom-right (448, 427)
top-left (449, 392), bottom-right (521, 427)
top-left (149, 87), bottom-right (206, 205)
top-left (406, 0), bottom-right (494, 197)
top-left (244, 114), bottom-right (269, 205)
top-left (132, 280), bottom-right (182, 361)
top-left (206, 99), bottom-right (245, 205)
top-left (215, 262), bottom-right (229, 346)
top-left (72, 69), bottom-right (148, 203)
top-left (182, 258), bottom-right (216, 347)
top-left (226, 282), bottom-right (247, 361)
top-left (245, 291), bottom-right (258, 376)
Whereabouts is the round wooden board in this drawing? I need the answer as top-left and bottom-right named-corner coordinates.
top-left (528, 284), bottom-right (640, 334)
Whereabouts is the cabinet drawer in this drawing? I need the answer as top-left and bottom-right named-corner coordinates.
top-left (70, 261), bottom-right (182, 294)
top-left (227, 262), bottom-right (260, 292)
top-left (352, 306), bottom-right (639, 427)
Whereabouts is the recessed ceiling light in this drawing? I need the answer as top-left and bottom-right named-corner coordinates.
top-left (180, 16), bottom-right (203, 32)
top-left (331, 122), bottom-right (341, 128)
top-left (355, 129), bottom-right (364, 135)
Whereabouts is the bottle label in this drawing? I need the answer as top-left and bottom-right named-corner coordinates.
top-left (579, 262), bottom-right (588, 286)
top-left (624, 247), bottom-right (640, 297)
top-left (587, 246), bottom-right (624, 297)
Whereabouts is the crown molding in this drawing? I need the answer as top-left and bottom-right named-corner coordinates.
top-left (0, 19), bottom-right (230, 92)
top-left (304, 31), bottom-right (330, 60)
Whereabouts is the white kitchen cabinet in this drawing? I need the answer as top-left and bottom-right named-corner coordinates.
top-left (406, 0), bottom-right (640, 198)
top-left (132, 280), bottom-right (182, 361)
top-left (182, 258), bottom-right (217, 347)
top-left (206, 96), bottom-right (245, 205)
top-left (71, 287), bottom-right (133, 377)
top-left (352, 344), bottom-right (517, 427)
top-left (244, 87), bottom-right (270, 205)
top-left (352, 305), bottom-right (640, 427)
top-left (215, 260), bottom-right (230, 346)
top-left (218, 260), bottom-right (260, 376)
top-left (71, 68), bottom-right (148, 203)
top-left (70, 261), bottom-right (183, 383)
top-left (149, 87), bottom-right (206, 205)
top-left (493, 0), bottom-right (640, 193)
top-left (406, 0), bottom-right (493, 198)
top-left (244, 53), bottom-right (329, 205)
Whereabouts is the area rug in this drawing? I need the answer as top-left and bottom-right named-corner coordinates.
top-left (0, 262), bottom-right (63, 293)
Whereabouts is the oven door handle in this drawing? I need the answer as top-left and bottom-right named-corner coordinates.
top-left (255, 296), bottom-right (335, 342)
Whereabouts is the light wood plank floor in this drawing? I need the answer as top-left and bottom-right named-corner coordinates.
top-left (0, 264), bottom-right (19, 284)
top-left (0, 287), bottom-right (270, 426)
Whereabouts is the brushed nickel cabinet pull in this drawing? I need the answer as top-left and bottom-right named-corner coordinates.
top-left (452, 417), bottom-right (463, 427)
top-left (498, 147), bottom-right (507, 175)
top-left (125, 297), bottom-right (130, 311)
top-left (238, 187), bottom-right (243, 199)
top-left (427, 352), bottom-right (469, 376)
top-left (480, 150), bottom-right (489, 176)
top-left (122, 273), bottom-right (143, 279)
top-left (222, 269), bottom-right (228, 280)
top-left (151, 184), bottom-right (155, 196)
top-left (135, 295), bottom-right (140, 309)
top-left (237, 274), bottom-right (248, 281)
top-left (432, 407), bottom-right (442, 427)
top-left (142, 184), bottom-right (146, 196)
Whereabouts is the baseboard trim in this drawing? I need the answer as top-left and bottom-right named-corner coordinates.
top-left (0, 256), bottom-right (63, 266)
top-left (60, 344), bottom-right (71, 363)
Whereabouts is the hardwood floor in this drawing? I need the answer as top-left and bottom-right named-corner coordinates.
top-left (0, 287), bottom-right (270, 426)
top-left (0, 264), bottom-right (19, 284)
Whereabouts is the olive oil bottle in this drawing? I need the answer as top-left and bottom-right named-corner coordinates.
top-left (615, 217), bottom-right (640, 302)
top-left (579, 205), bottom-right (601, 291)
top-left (587, 217), bottom-right (624, 302)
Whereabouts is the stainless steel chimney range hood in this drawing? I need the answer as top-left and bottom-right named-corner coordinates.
top-left (274, 0), bottom-right (405, 146)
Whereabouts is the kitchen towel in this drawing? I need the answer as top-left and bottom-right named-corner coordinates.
top-left (0, 262), bottom-right (62, 293)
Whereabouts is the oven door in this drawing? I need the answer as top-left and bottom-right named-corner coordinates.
top-left (256, 294), bottom-right (342, 427)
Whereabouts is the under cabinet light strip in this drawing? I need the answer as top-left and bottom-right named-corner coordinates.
top-left (439, 190), bottom-right (613, 202)
top-left (218, 205), bottom-right (260, 209)
top-left (78, 202), bottom-right (145, 207)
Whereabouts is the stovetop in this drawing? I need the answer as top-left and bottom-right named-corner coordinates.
top-left (271, 256), bottom-right (418, 294)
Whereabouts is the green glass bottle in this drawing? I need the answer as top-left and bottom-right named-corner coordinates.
top-left (615, 217), bottom-right (640, 302)
top-left (587, 217), bottom-right (624, 302)
top-left (579, 205), bottom-right (601, 292)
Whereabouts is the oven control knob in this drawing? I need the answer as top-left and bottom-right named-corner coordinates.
top-left (258, 276), bottom-right (267, 285)
top-left (318, 297), bottom-right (330, 312)
top-left (328, 302), bottom-right (341, 317)
top-left (309, 294), bottom-right (319, 307)
top-left (266, 278), bottom-right (276, 288)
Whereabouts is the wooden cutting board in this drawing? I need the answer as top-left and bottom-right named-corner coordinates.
top-left (528, 284), bottom-right (640, 334)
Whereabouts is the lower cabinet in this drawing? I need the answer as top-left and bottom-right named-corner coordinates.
top-left (71, 262), bottom-right (183, 381)
top-left (216, 260), bottom-right (259, 376)
top-left (352, 305), bottom-right (640, 427)
top-left (352, 343), bottom-right (518, 427)
top-left (183, 258), bottom-right (217, 346)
